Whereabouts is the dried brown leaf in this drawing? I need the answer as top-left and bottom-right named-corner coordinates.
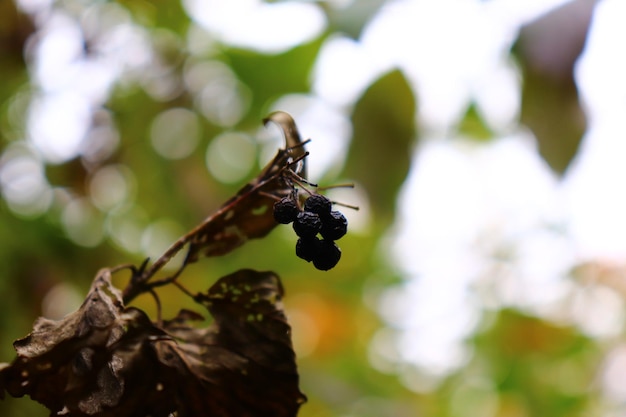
top-left (184, 112), bottom-right (306, 262)
top-left (160, 269), bottom-right (306, 416)
top-left (1, 268), bottom-right (305, 417)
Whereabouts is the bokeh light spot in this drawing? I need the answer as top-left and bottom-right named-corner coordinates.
top-left (602, 344), bottom-right (626, 403)
top-left (183, 0), bottom-right (326, 53)
top-left (41, 282), bottom-right (83, 320)
top-left (185, 60), bottom-right (251, 127)
top-left (269, 94), bottom-right (352, 180)
top-left (0, 144), bottom-right (53, 217)
top-left (449, 379), bottom-right (498, 417)
top-left (285, 307), bottom-right (320, 358)
top-left (61, 198), bottom-right (104, 247)
top-left (81, 117), bottom-right (120, 164)
top-left (206, 132), bottom-right (256, 184)
top-left (141, 218), bottom-right (185, 267)
top-left (28, 92), bottom-right (91, 164)
top-left (150, 108), bottom-right (201, 160)
top-left (89, 164), bottom-right (135, 211)
top-left (105, 204), bottom-right (149, 254)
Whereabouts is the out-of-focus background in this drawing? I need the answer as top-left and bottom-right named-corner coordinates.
top-left (1, 0), bottom-right (626, 415)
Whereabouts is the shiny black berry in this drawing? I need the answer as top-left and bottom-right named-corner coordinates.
top-left (304, 194), bottom-right (332, 216)
top-left (320, 210), bottom-right (348, 241)
top-left (312, 240), bottom-right (341, 271)
top-left (293, 211), bottom-right (322, 238)
top-left (273, 196), bottom-right (300, 224)
top-left (296, 237), bottom-right (319, 262)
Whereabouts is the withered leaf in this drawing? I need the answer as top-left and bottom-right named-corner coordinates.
top-left (161, 269), bottom-right (306, 416)
top-left (136, 112), bottom-right (307, 289)
top-left (0, 269), bottom-right (170, 416)
top-left (184, 112), bottom-right (306, 262)
top-left (1, 268), bottom-right (305, 416)
top-left (183, 157), bottom-right (294, 262)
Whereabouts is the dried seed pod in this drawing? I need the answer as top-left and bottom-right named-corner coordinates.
top-left (320, 210), bottom-right (348, 241)
top-left (296, 237), bottom-right (319, 262)
top-left (303, 194), bottom-right (332, 217)
top-left (273, 196), bottom-right (300, 224)
top-left (312, 240), bottom-right (342, 271)
top-left (292, 211), bottom-right (322, 238)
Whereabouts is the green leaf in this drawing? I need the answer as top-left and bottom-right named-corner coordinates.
top-left (226, 37), bottom-right (325, 122)
top-left (344, 69), bottom-right (417, 225)
top-left (323, 0), bottom-right (388, 40)
top-left (458, 102), bottom-right (493, 141)
top-left (512, 0), bottom-right (595, 174)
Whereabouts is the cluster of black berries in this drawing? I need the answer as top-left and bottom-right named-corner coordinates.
top-left (273, 193), bottom-right (347, 270)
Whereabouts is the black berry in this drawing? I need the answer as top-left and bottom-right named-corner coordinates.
top-left (296, 237), bottom-right (319, 262)
top-left (303, 194), bottom-right (332, 216)
top-left (312, 240), bottom-right (341, 271)
top-left (320, 210), bottom-right (348, 241)
top-left (273, 196), bottom-right (300, 224)
top-left (293, 211), bottom-right (322, 238)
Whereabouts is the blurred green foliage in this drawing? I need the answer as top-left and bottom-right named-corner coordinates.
top-left (346, 69), bottom-right (416, 227)
top-left (0, 0), bottom-right (613, 416)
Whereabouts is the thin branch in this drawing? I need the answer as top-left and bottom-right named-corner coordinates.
top-left (172, 280), bottom-right (195, 299)
top-left (148, 289), bottom-right (163, 327)
top-left (121, 152), bottom-right (308, 304)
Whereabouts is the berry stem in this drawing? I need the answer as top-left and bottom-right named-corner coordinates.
top-left (316, 183), bottom-right (355, 191)
top-left (330, 201), bottom-right (360, 211)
